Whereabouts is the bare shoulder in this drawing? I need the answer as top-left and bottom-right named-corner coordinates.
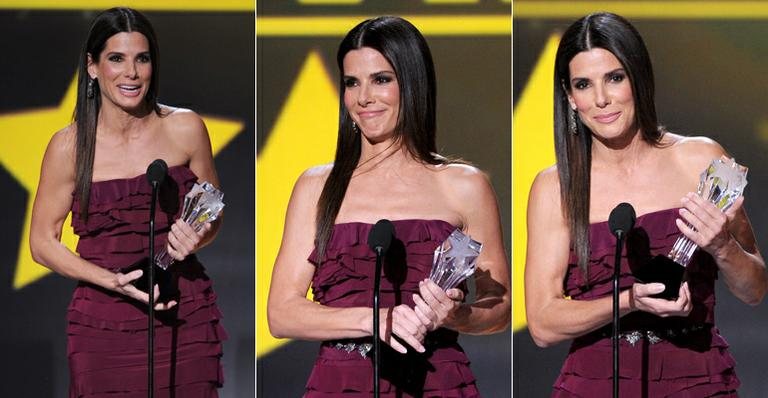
top-left (435, 162), bottom-right (493, 195)
top-left (293, 164), bottom-right (333, 200)
top-left (46, 124), bottom-right (77, 165)
top-left (659, 133), bottom-right (731, 180)
top-left (160, 106), bottom-right (207, 135)
top-left (37, 124), bottom-right (77, 185)
top-left (529, 165), bottom-right (560, 202)
top-left (158, 106), bottom-right (210, 159)
top-left (665, 133), bottom-right (726, 164)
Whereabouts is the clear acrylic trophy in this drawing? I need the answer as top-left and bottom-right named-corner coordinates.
top-left (634, 157), bottom-right (747, 299)
top-left (154, 182), bottom-right (225, 269)
top-left (429, 229), bottom-right (483, 290)
top-left (128, 182), bottom-right (225, 300)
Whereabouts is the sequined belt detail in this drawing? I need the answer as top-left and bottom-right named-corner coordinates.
top-left (615, 324), bottom-right (708, 346)
top-left (326, 339), bottom-right (373, 358)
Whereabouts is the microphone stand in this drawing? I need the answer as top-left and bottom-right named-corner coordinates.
top-left (612, 229), bottom-right (625, 398)
top-left (147, 180), bottom-right (159, 398)
top-left (372, 246), bottom-right (383, 398)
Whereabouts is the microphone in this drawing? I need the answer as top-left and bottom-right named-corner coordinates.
top-left (608, 202), bottom-right (636, 237)
top-left (366, 219), bottom-right (394, 398)
top-left (145, 158), bottom-right (167, 397)
top-left (146, 159), bottom-right (168, 186)
top-left (607, 202), bottom-right (635, 398)
top-left (367, 219), bottom-right (394, 255)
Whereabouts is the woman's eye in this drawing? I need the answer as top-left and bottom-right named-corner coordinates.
top-left (108, 54), bottom-right (123, 62)
top-left (374, 75), bottom-right (392, 84)
top-left (573, 80), bottom-right (589, 90)
top-left (609, 73), bottom-right (626, 83)
top-left (343, 79), bottom-right (357, 88)
top-left (137, 54), bottom-right (151, 63)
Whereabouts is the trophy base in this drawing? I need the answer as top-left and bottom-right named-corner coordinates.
top-left (632, 254), bottom-right (685, 300)
top-left (122, 257), bottom-right (177, 303)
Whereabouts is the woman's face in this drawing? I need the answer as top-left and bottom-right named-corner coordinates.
top-left (567, 48), bottom-right (636, 141)
top-left (88, 31), bottom-right (152, 112)
top-left (342, 47), bottom-right (400, 143)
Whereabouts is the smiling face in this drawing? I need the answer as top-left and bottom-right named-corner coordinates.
top-left (567, 47), bottom-right (637, 142)
top-left (342, 47), bottom-right (400, 144)
top-left (87, 31), bottom-right (152, 112)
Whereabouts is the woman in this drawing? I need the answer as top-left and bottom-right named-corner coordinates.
top-left (29, 8), bottom-right (226, 397)
top-left (267, 16), bottom-right (510, 397)
top-left (524, 12), bottom-right (767, 397)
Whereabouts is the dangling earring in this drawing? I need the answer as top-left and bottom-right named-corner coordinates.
top-left (569, 108), bottom-right (578, 135)
top-left (352, 121), bottom-right (359, 134)
top-left (86, 78), bottom-right (95, 99)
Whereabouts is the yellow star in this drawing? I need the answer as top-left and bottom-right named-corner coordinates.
top-left (257, 51), bottom-right (338, 357)
top-left (0, 76), bottom-right (243, 290)
top-left (512, 34), bottom-right (559, 331)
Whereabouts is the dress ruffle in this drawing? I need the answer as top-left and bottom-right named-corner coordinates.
top-left (72, 166), bottom-right (198, 270)
top-left (555, 208), bottom-right (738, 397)
top-left (67, 165), bottom-right (226, 397)
top-left (305, 219), bottom-right (478, 396)
top-left (309, 219), bottom-right (457, 306)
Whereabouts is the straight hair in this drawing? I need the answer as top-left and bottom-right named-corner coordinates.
top-left (554, 12), bottom-right (663, 273)
top-left (73, 7), bottom-right (162, 219)
top-left (315, 16), bottom-right (445, 258)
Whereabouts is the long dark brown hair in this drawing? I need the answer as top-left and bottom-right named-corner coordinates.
top-left (315, 16), bottom-right (446, 258)
top-left (74, 7), bottom-right (161, 218)
top-left (554, 12), bottom-right (663, 273)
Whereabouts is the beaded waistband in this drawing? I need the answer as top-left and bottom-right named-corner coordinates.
top-left (590, 323), bottom-right (710, 347)
top-left (323, 339), bottom-right (373, 358)
top-left (324, 328), bottom-right (460, 358)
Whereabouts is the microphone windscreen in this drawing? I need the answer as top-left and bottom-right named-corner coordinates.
top-left (146, 159), bottom-right (168, 186)
top-left (608, 202), bottom-right (636, 237)
top-left (367, 219), bottom-right (394, 253)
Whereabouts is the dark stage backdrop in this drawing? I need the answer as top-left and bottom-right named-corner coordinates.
top-left (514, 2), bottom-right (768, 397)
top-left (257, 1), bottom-right (511, 396)
top-left (0, 6), bottom-right (254, 397)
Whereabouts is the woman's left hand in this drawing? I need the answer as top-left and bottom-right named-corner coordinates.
top-left (676, 192), bottom-right (742, 258)
top-left (166, 219), bottom-right (212, 261)
top-left (412, 279), bottom-right (464, 331)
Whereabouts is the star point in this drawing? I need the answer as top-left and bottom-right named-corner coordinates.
top-left (256, 50), bottom-right (339, 357)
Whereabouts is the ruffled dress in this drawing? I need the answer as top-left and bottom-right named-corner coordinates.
top-left (68, 165), bottom-right (227, 397)
top-left (305, 219), bottom-right (479, 397)
top-left (553, 208), bottom-right (739, 397)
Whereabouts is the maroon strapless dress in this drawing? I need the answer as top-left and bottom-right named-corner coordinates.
top-left (552, 208), bottom-right (739, 397)
top-left (68, 165), bottom-right (227, 397)
top-left (304, 219), bottom-right (479, 397)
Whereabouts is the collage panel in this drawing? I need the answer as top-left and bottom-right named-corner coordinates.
top-left (0, 3), bottom-right (254, 397)
top-left (257, 1), bottom-right (511, 397)
top-left (514, 2), bottom-right (768, 397)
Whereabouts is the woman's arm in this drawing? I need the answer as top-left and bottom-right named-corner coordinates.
top-left (524, 167), bottom-right (691, 347)
top-left (673, 140), bottom-right (767, 306)
top-left (29, 128), bottom-right (175, 309)
top-left (417, 165), bottom-right (511, 335)
top-left (267, 168), bottom-right (428, 353)
top-left (678, 194), bottom-right (767, 305)
top-left (164, 110), bottom-right (221, 261)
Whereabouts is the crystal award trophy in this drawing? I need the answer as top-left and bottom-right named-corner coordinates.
top-left (129, 182), bottom-right (225, 301)
top-left (154, 182), bottom-right (225, 269)
top-left (429, 229), bottom-right (483, 290)
top-left (634, 157), bottom-right (748, 299)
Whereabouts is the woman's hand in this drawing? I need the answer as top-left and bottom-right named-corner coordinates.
top-left (379, 304), bottom-right (428, 354)
top-left (165, 220), bottom-right (212, 261)
top-left (630, 281), bottom-right (692, 317)
top-left (676, 193), bottom-right (742, 258)
top-left (112, 269), bottom-right (178, 310)
top-left (412, 279), bottom-right (464, 331)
